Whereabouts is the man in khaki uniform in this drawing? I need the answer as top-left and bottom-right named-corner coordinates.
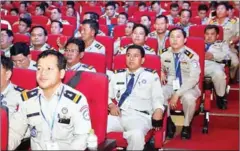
top-left (0, 29), bottom-right (14, 57)
top-left (108, 44), bottom-right (164, 150)
top-left (148, 15), bottom-right (169, 55)
top-left (160, 28), bottom-right (201, 140)
top-left (101, 1), bottom-right (119, 25)
top-left (204, 25), bottom-right (231, 109)
top-left (117, 24), bottom-right (156, 55)
top-left (209, 2), bottom-right (239, 80)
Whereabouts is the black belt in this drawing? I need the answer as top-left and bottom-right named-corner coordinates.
top-left (135, 109), bottom-right (149, 115)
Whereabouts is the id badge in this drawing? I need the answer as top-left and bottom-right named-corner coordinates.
top-left (173, 78), bottom-right (180, 91)
top-left (46, 141), bottom-right (59, 150)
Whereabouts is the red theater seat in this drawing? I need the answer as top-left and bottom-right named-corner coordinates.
top-left (13, 34), bottom-right (30, 45)
top-left (120, 37), bottom-right (158, 53)
top-left (11, 68), bottom-right (37, 90)
top-left (30, 50), bottom-right (42, 61)
top-left (81, 52), bottom-right (107, 73)
top-left (31, 16), bottom-right (49, 26)
top-left (1, 106), bottom-right (9, 151)
top-left (62, 24), bottom-right (75, 37)
top-left (96, 36), bottom-right (114, 70)
top-left (189, 25), bottom-right (224, 40)
top-left (62, 16), bottom-right (77, 30)
top-left (2, 15), bottom-right (19, 25)
top-left (113, 25), bottom-right (126, 40)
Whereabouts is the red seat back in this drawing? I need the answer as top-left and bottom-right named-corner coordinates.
top-left (95, 36), bottom-right (114, 70)
top-left (113, 54), bottom-right (161, 75)
top-left (120, 37), bottom-right (158, 53)
top-left (31, 15), bottom-right (49, 26)
top-left (81, 6), bottom-right (102, 16)
top-left (30, 50), bottom-right (42, 61)
top-left (62, 16), bottom-right (77, 30)
top-left (1, 23), bottom-right (8, 29)
top-left (62, 24), bottom-right (75, 37)
top-left (2, 15), bottom-right (19, 25)
top-left (99, 24), bottom-right (109, 35)
top-left (13, 34), bottom-right (30, 45)
top-left (113, 25), bottom-right (126, 40)
top-left (1, 106), bottom-right (9, 151)
top-left (189, 25), bottom-right (224, 40)
top-left (11, 68), bottom-right (37, 90)
top-left (46, 34), bottom-right (67, 50)
top-left (81, 52), bottom-right (107, 73)
top-left (63, 71), bottom-right (108, 144)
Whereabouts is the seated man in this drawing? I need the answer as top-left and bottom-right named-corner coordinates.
top-left (0, 55), bottom-right (24, 118)
top-left (64, 38), bottom-right (96, 72)
top-left (117, 24), bottom-right (156, 55)
top-left (140, 15), bottom-right (151, 31)
top-left (50, 8), bottom-right (70, 25)
top-left (204, 25), bottom-right (231, 109)
top-left (8, 50), bottom-right (91, 150)
top-left (101, 1), bottom-right (119, 25)
top-left (50, 20), bottom-right (63, 35)
top-left (175, 9), bottom-right (195, 36)
top-left (29, 26), bottom-right (51, 51)
top-left (197, 4), bottom-right (209, 25)
top-left (160, 28), bottom-right (201, 139)
top-left (151, 1), bottom-right (166, 16)
top-left (0, 29), bottom-right (14, 57)
top-left (81, 19), bottom-right (105, 54)
top-left (117, 12), bottom-right (128, 25)
top-left (108, 44), bottom-right (164, 150)
top-left (17, 17), bottom-right (32, 36)
top-left (10, 42), bottom-right (37, 70)
top-left (166, 3), bottom-right (179, 25)
top-left (148, 15), bottom-right (169, 55)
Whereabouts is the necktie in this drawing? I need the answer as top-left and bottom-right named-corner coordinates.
top-left (174, 53), bottom-right (182, 86)
top-left (118, 74), bottom-right (135, 107)
top-left (205, 43), bottom-right (212, 52)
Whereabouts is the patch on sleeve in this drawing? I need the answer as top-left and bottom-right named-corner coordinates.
top-left (21, 89), bottom-right (38, 101)
top-left (82, 64), bottom-right (93, 70)
top-left (14, 86), bottom-right (25, 92)
top-left (80, 105), bottom-right (90, 121)
top-left (230, 18), bottom-right (237, 24)
top-left (159, 48), bottom-right (168, 55)
top-left (64, 90), bottom-right (82, 104)
top-left (114, 69), bottom-right (126, 74)
top-left (184, 49), bottom-right (194, 59)
top-left (144, 68), bottom-right (156, 73)
top-left (191, 59), bottom-right (199, 68)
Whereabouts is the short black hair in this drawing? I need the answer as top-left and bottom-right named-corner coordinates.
top-left (10, 8), bottom-right (19, 14)
top-left (81, 19), bottom-right (99, 37)
top-left (105, 1), bottom-right (116, 9)
top-left (155, 15), bottom-right (169, 23)
top-left (141, 15), bottom-right (151, 21)
top-left (1, 29), bottom-right (13, 37)
top-left (36, 4), bottom-right (46, 13)
top-left (170, 3), bottom-right (179, 9)
top-left (37, 50), bottom-right (67, 70)
top-left (19, 17), bottom-right (32, 28)
top-left (209, 1), bottom-right (218, 10)
top-left (66, 1), bottom-right (75, 8)
top-left (138, 2), bottom-right (146, 8)
top-left (126, 44), bottom-right (145, 58)
top-left (30, 25), bottom-right (48, 36)
top-left (65, 37), bottom-right (85, 53)
top-left (151, 1), bottom-right (160, 6)
top-left (52, 8), bottom-right (62, 13)
top-left (179, 9), bottom-right (192, 18)
top-left (228, 4), bottom-right (234, 10)
top-left (217, 2), bottom-right (229, 11)
top-left (183, 1), bottom-right (191, 7)
top-left (51, 20), bottom-right (63, 28)
top-left (119, 12), bottom-right (128, 20)
top-left (198, 4), bottom-right (209, 12)
top-left (168, 27), bottom-right (187, 38)
top-left (84, 12), bottom-right (100, 21)
top-left (20, 1), bottom-right (27, 8)
top-left (204, 25), bottom-right (220, 34)
top-left (1, 55), bottom-right (13, 71)
top-left (10, 42), bottom-right (30, 57)
top-left (132, 24), bottom-right (149, 36)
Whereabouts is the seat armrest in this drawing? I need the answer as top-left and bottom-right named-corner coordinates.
top-left (87, 139), bottom-right (116, 151)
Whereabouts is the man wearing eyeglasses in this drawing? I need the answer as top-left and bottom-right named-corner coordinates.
top-left (10, 42), bottom-right (37, 70)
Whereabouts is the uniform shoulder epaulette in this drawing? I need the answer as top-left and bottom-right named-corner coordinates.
top-left (114, 69), bottom-right (126, 74)
top-left (184, 49), bottom-right (194, 59)
top-left (215, 40), bottom-right (223, 43)
top-left (95, 43), bottom-right (103, 49)
top-left (14, 86), bottom-right (25, 92)
top-left (21, 89), bottom-right (38, 102)
top-left (144, 45), bottom-right (154, 52)
top-left (230, 18), bottom-right (237, 24)
top-left (144, 68), bottom-right (156, 73)
top-left (64, 90), bottom-right (82, 104)
top-left (82, 64), bottom-right (93, 70)
top-left (209, 19), bottom-right (216, 24)
top-left (159, 48), bottom-right (168, 55)
top-left (149, 32), bottom-right (156, 37)
top-left (33, 63), bottom-right (37, 67)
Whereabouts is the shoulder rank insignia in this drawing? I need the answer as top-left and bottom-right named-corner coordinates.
top-left (114, 69), bottom-right (126, 74)
top-left (95, 43), bottom-right (103, 49)
top-left (64, 90), bottom-right (82, 104)
top-left (230, 18), bottom-right (237, 24)
top-left (14, 86), bottom-right (25, 92)
top-left (82, 64), bottom-right (93, 70)
top-left (21, 89), bottom-right (38, 101)
top-left (144, 68), bottom-right (156, 73)
top-left (184, 49), bottom-right (194, 59)
top-left (159, 48), bottom-right (168, 55)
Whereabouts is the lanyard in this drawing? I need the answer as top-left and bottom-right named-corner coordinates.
top-left (38, 86), bottom-right (65, 140)
top-left (126, 71), bottom-right (142, 90)
top-left (74, 63), bottom-right (82, 71)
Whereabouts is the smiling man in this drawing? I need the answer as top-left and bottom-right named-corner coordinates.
top-left (108, 44), bottom-right (164, 150)
top-left (8, 50), bottom-right (91, 150)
